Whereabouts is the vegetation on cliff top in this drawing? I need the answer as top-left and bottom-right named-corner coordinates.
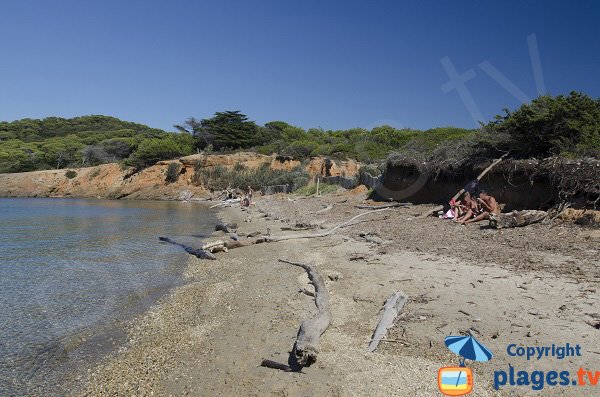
top-left (0, 115), bottom-right (194, 173)
top-left (1, 92), bottom-right (598, 174)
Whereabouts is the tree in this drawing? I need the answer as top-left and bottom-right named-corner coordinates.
top-left (192, 111), bottom-right (259, 150)
top-left (81, 145), bottom-right (110, 166)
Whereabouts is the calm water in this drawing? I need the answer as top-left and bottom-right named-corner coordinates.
top-left (0, 198), bottom-right (218, 396)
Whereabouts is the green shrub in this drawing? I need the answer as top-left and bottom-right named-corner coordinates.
top-left (165, 162), bottom-right (181, 183)
top-left (193, 163), bottom-right (309, 191)
top-left (88, 168), bottom-right (101, 179)
top-left (126, 135), bottom-right (193, 170)
top-left (65, 170), bottom-right (77, 179)
top-left (486, 92), bottom-right (600, 158)
top-left (358, 164), bottom-right (382, 177)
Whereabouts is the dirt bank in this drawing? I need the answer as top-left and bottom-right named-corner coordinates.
top-left (0, 153), bottom-right (360, 201)
top-left (78, 189), bottom-right (599, 397)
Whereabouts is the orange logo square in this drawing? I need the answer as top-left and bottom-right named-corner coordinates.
top-left (438, 366), bottom-right (473, 396)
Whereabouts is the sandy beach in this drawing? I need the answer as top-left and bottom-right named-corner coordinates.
top-left (78, 190), bottom-right (600, 397)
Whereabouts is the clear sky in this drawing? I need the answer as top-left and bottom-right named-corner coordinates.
top-left (1, 0), bottom-right (598, 132)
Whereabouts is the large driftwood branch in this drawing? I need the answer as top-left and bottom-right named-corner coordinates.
top-left (367, 291), bottom-right (408, 352)
top-left (279, 259), bottom-right (331, 367)
top-left (355, 202), bottom-right (411, 210)
top-left (491, 210), bottom-right (547, 229)
top-left (159, 237), bottom-right (216, 260)
top-left (267, 208), bottom-right (391, 242)
top-left (419, 153), bottom-right (509, 218)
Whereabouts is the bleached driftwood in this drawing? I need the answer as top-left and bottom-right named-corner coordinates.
top-left (159, 237), bottom-right (216, 260)
top-left (419, 153), bottom-right (509, 218)
top-left (279, 259), bottom-right (331, 367)
top-left (224, 237), bottom-right (267, 250)
top-left (355, 202), bottom-right (411, 210)
top-left (201, 240), bottom-right (228, 253)
top-left (367, 291), bottom-right (408, 352)
top-left (491, 210), bottom-right (547, 229)
top-left (359, 232), bottom-right (384, 244)
top-left (209, 198), bottom-right (241, 209)
top-left (315, 204), bottom-right (333, 214)
top-left (267, 208), bottom-right (391, 242)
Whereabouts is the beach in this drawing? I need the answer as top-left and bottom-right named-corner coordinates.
top-left (79, 191), bottom-right (600, 396)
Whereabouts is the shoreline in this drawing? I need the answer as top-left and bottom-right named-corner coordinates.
top-left (78, 192), bottom-right (599, 396)
top-left (0, 198), bottom-right (218, 397)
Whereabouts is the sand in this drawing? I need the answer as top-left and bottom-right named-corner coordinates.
top-left (78, 190), bottom-right (600, 397)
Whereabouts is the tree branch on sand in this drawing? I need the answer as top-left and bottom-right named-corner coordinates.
top-left (367, 291), bottom-right (408, 353)
top-left (278, 259), bottom-right (331, 367)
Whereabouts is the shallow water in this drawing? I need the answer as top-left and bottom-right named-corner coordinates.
top-left (0, 198), bottom-right (218, 396)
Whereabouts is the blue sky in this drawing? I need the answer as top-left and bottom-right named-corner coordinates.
top-left (1, 0), bottom-right (598, 131)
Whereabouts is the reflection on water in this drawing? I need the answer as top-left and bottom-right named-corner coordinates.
top-left (0, 198), bottom-right (217, 396)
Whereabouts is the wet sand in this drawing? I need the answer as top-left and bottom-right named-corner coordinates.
top-left (79, 191), bottom-right (600, 396)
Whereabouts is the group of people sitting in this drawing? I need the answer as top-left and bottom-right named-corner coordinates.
top-left (445, 181), bottom-right (501, 225)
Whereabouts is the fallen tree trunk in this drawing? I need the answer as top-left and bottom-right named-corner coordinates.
top-left (418, 153), bottom-right (509, 218)
top-left (279, 259), bottom-right (331, 367)
top-left (159, 237), bottom-right (216, 260)
top-left (367, 291), bottom-right (408, 352)
top-left (355, 202), bottom-right (411, 210)
top-left (491, 210), bottom-right (547, 229)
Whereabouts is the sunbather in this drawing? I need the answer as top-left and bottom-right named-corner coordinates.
top-left (455, 192), bottom-right (479, 224)
top-left (464, 191), bottom-right (500, 224)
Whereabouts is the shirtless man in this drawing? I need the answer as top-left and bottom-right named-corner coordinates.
top-left (464, 191), bottom-right (500, 224)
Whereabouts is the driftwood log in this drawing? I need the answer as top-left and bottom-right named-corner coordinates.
top-left (215, 223), bottom-right (237, 233)
top-left (260, 359), bottom-right (295, 372)
top-left (491, 210), bottom-right (547, 229)
top-left (158, 237), bottom-right (216, 260)
top-left (315, 204), bottom-right (333, 214)
top-left (359, 232), bottom-right (384, 244)
top-left (267, 208), bottom-right (391, 242)
top-left (367, 291), bottom-right (408, 352)
top-left (279, 259), bottom-right (331, 367)
top-left (355, 202), bottom-right (411, 210)
top-left (419, 153), bottom-right (509, 218)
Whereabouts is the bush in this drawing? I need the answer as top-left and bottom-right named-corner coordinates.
top-left (192, 162), bottom-right (309, 191)
top-left (126, 136), bottom-right (193, 170)
top-left (358, 164), bottom-right (382, 177)
top-left (486, 92), bottom-right (600, 158)
top-left (165, 162), bottom-right (181, 183)
top-left (65, 170), bottom-right (77, 179)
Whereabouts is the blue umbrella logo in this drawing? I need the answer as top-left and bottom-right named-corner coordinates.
top-left (445, 335), bottom-right (494, 364)
top-left (442, 334), bottom-right (493, 392)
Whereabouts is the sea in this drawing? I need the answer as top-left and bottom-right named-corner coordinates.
top-left (0, 198), bottom-right (218, 396)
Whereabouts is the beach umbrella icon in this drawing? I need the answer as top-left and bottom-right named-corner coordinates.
top-left (445, 335), bottom-right (494, 363)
